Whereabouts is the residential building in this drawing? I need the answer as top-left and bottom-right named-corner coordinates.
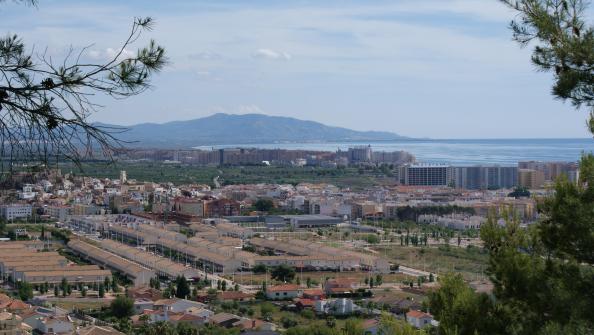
top-left (266, 284), bottom-right (303, 300)
top-left (45, 205), bottom-right (71, 222)
top-left (0, 312), bottom-right (28, 335)
top-left (518, 169), bottom-right (545, 189)
top-left (315, 298), bottom-right (360, 315)
top-left (324, 278), bottom-right (358, 296)
top-left (406, 310), bottom-right (434, 329)
top-left (347, 146), bottom-right (372, 163)
top-left (0, 205), bottom-right (32, 221)
top-left (452, 166), bottom-right (517, 189)
top-left (403, 164), bottom-right (452, 186)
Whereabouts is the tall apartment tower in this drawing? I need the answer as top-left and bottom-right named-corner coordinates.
top-left (120, 170), bottom-right (127, 184)
top-left (347, 145), bottom-right (373, 163)
top-left (452, 166), bottom-right (517, 190)
top-left (518, 169), bottom-right (545, 189)
top-left (403, 164), bottom-right (452, 186)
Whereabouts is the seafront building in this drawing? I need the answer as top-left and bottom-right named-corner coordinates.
top-left (402, 164), bottom-right (452, 186)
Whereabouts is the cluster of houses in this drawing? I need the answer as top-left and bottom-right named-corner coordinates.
top-left (0, 293), bottom-right (125, 335)
top-left (1, 166), bottom-right (540, 232)
top-left (126, 287), bottom-right (276, 332)
top-left (263, 280), bottom-right (436, 330)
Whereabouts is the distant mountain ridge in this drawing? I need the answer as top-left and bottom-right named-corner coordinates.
top-left (100, 113), bottom-right (406, 148)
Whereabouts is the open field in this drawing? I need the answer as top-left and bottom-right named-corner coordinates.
top-left (59, 161), bottom-right (395, 189)
top-left (227, 271), bottom-right (409, 286)
top-left (372, 244), bottom-right (489, 281)
top-left (47, 298), bottom-right (111, 311)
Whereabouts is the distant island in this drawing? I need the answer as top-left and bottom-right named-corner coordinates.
top-left (99, 113), bottom-right (407, 148)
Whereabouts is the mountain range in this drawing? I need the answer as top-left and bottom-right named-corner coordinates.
top-left (99, 113), bottom-right (406, 148)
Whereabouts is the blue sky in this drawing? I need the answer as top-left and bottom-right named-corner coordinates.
top-left (1, 0), bottom-right (593, 138)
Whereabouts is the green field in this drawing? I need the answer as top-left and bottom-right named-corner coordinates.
top-left (373, 244), bottom-right (489, 281)
top-left (60, 161), bottom-right (396, 189)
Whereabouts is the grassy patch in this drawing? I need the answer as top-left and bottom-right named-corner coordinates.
top-left (373, 245), bottom-right (489, 280)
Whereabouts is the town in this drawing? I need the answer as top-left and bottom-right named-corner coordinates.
top-left (0, 146), bottom-right (579, 335)
top-left (2, 0), bottom-right (593, 333)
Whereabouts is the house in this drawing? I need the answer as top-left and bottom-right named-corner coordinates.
top-left (76, 325), bottom-right (125, 335)
top-left (266, 284), bottom-right (303, 300)
top-left (130, 310), bottom-right (164, 325)
top-left (0, 311), bottom-right (30, 335)
top-left (130, 310), bottom-right (207, 326)
top-left (295, 298), bottom-right (315, 310)
top-left (19, 307), bottom-right (53, 331)
top-left (37, 316), bottom-right (73, 334)
top-left (392, 298), bottom-right (422, 315)
top-left (406, 310), bottom-right (434, 329)
top-left (324, 278), bottom-right (358, 296)
top-left (0, 293), bottom-right (11, 304)
top-left (133, 299), bottom-right (155, 315)
top-left (185, 307), bottom-right (214, 319)
top-left (315, 298), bottom-right (360, 316)
top-left (167, 313), bottom-right (204, 327)
top-left (209, 313), bottom-right (242, 328)
top-left (302, 289), bottom-right (325, 300)
top-left (0, 299), bottom-right (30, 314)
top-left (152, 298), bottom-right (206, 313)
top-left (126, 286), bottom-right (163, 301)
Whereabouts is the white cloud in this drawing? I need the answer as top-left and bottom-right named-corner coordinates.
top-left (88, 47), bottom-right (134, 60)
top-left (252, 48), bottom-right (292, 61)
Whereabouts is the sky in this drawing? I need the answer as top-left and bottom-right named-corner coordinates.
top-left (1, 0), bottom-right (593, 139)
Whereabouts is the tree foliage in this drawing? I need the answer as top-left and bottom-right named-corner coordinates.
top-left (377, 313), bottom-right (423, 335)
top-left (429, 1), bottom-right (594, 323)
top-left (174, 275), bottom-right (190, 299)
top-left (254, 198), bottom-right (274, 212)
top-left (17, 281), bottom-right (33, 301)
top-left (0, 2), bottom-right (166, 171)
top-left (110, 295), bottom-right (134, 319)
top-left (429, 273), bottom-right (505, 335)
top-left (501, 0), bottom-right (594, 134)
top-left (270, 264), bottom-right (296, 282)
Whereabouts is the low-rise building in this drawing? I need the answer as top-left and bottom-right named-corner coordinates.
top-left (0, 312), bottom-right (29, 335)
top-left (406, 310), bottom-right (434, 329)
top-left (0, 205), bottom-right (32, 221)
top-left (266, 284), bottom-right (303, 300)
top-left (315, 298), bottom-right (360, 315)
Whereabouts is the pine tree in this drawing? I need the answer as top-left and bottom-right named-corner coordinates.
top-left (174, 276), bottom-right (190, 299)
top-left (98, 284), bottom-right (105, 298)
top-left (0, 3), bottom-right (166, 166)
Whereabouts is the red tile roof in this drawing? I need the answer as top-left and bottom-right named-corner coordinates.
top-left (296, 298), bottom-right (315, 307)
top-left (303, 289), bottom-right (324, 296)
top-left (267, 284), bottom-right (301, 292)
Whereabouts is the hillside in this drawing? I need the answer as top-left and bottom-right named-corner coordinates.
top-left (101, 113), bottom-right (406, 148)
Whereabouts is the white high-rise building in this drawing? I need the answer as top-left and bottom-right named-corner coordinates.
top-left (120, 170), bottom-right (127, 184)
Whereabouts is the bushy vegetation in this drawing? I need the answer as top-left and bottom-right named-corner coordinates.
top-left (59, 162), bottom-right (388, 190)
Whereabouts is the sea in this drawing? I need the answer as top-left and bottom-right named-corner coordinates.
top-left (195, 138), bottom-right (594, 166)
